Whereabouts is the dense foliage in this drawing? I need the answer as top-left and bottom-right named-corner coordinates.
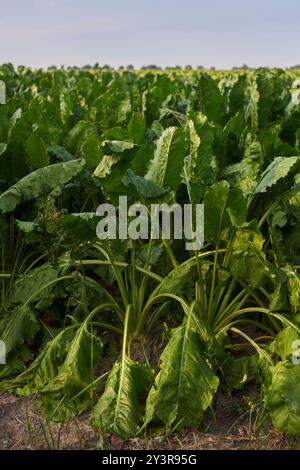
top-left (0, 64), bottom-right (300, 437)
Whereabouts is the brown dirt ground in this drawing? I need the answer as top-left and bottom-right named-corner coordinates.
top-left (0, 384), bottom-right (299, 450)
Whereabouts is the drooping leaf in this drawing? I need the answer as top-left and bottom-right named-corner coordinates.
top-left (0, 159), bottom-right (85, 213)
top-left (91, 356), bottom-right (151, 438)
top-left (40, 325), bottom-right (103, 421)
top-left (9, 328), bottom-right (74, 394)
top-left (145, 316), bottom-right (219, 428)
top-left (0, 304), bottom-right (40, 355)
top-left (0, 264), bottom-right (61, 353)
top-left (8, 263), bottom-right (60, 307)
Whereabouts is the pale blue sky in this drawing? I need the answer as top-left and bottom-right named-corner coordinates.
top-left (0, 0), bottom-right (299, 69)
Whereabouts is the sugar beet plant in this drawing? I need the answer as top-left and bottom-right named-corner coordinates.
top-left (0, 64), bottom-right (300, 437)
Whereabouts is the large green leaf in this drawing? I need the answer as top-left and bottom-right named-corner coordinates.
top-left (128, 112), bottom-right (146, 144)
top-left (0, 159), bottom-right (85, 213)
top-left (266, 362), bottom-right (300, 435)
top-left (197, 74), bottom-right (224, 124)
top-left (204, 180), bottom-right (247, 243)
top-left (183, 116), bottom-right (219, 202)
top-left (7, 328), bottom-right (74, 394)
top-left (39, 325), bottom-right (103, 421)
top-left (145, 127), bottom-right (185, 190)
top-left (0, 305), bottom-right (40, 355)
top-left (0, 264), bottom-right (60, 353)
top-left (25, 134), bottom-right (49, 169)
top-left (91, 356), bottom-right (151, 438)
top-left (8, 263), bottom-right (59, 306)
top-left (145, 315), bottom-right (219, 428)
top-left (223, 133), bottom-right (264, 196)
top-left (157, 260), bottom-right (208, 296)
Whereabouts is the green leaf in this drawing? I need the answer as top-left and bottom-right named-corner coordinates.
top-left (25, 134), bottom-right (49, 169)
top-left (145, 315), bottom-right (219, 428)
top-left (60, 212), bottom-right (100, 241)
top-left (204, 181), bottom-right (247, 243)
top-left (122, 169), bottom-right (166, 199)
top-left (286, 184), bottom-right (300, 219)
top-left (8, 108), bottom-right (22, 139)
top-left (223, 133), bottom-right (264, 196)
top-left (271, 326), bottom-right (300, 361)
top-left (0, 358), bottom-right (25, 382)
top-left (10, 328), bottom-right (73, 394)
top-left (266, 362), bottom-right (300, 435)
top-left (192, 114), bottom-right (219, 184)
top-left (128, 112), bottom-right (146, 143)
top-left (82, 134), bottom-right (103, 169)
top-left (230, 226), bottom-right (266, 287)
top-left (157, 261), bottom-right (202, 296)
top-left (16, 220), bottom-right (38, 233)
top-left (221, 354), bottom-right (261, 391)
top-left (0, 143), bottom-right (7, 156)
top-left (101, 140), bottom-right (135, 154)
top-left (136, 245), bottom-right (163, 268)
top-left (8, 263), bottom-right (59, 306)
top-left (93, 154), bottom-right (121, 178)
top-left (254, 157), bottom-right (299, 194)
top-left (271, 210), bottom-right (288, 228)
top-left (48, 145), bottom-right (74, 162)
top-left (0, 304), bottom-right (40, 355)
top-left (40, 325), bottom-right (103, 421)
top-left (91, 356), bottom-right (151, 438)
top-left (66, 121), bottom-right (98, 157)
top-left (286, 270), bottom-right (300, 316)
top-left (183, 115), bottom-right (220, 203)
top-left (0, 264), bottom-right (60, 353)
top-left (96, 144), bottom-right (155, 203)
top-left (145, 127), bottom-right (185, 190)
top-left (197, 74), bottom-right (224, 124)
top-left (0, 159), bottom-right (85, 213)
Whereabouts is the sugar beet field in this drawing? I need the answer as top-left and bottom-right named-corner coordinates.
top-left (0, 65), bottom-right (300, 449)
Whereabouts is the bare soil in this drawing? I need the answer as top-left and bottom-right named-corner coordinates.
top-left (0, 385), bottom-right (299, 450)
